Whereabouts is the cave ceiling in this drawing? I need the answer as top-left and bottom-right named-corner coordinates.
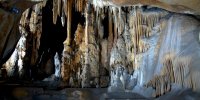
top-left (92, 0), bottom-right (200, 15)
top-left (1, 0), bottom-right (200, 15)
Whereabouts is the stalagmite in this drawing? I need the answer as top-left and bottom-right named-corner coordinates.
top-left (61, 23), bottom-right (85, 85)
top-left (101, 40), bottom-right (108, 69)
top-left (20, 9), bottom-right (30, 27)
top-left (42, 0), bottom-right (48, 7)
top-left (81, 3), bottom-right (90, 88)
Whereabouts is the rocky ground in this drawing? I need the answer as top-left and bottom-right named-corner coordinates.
top-left (0, 82), bottom-right (147, 100)
top-left (0, 82), bottom-right (199, 100)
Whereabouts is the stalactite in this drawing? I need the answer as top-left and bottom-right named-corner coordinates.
top-left (76, 0), bottom-right (78, 12)
top-left (135, 7), bottom-right (139, 53)
top-left (118, 7), bottom-right (122, 35)
top-left (64, 0), bottom-right (72, 46)
top-left (191, 71), bottom-right (200, 91)
top-left (61, 7), bottom-right (65, 27)
top-left (97, 9), bottom-right (104, 39)
top-left (52, 0), bottom-right (58, 24)
top-left (74, 0), bottom-right (77, 12)
top-left (107, 9), bottom-right (114, 69)
top-left (42, 0), bottom-right (48, 7)
top-left (137, 8), bottom-right (142, 38)
top-left (113, 7), bottom-right (118, 46)
top-left (78, 0), bottom-right (82, 12)
top-left (95, 7), bottom-right (99, 38)
top-left (74, 0), bottom-right (85, 13)
top-left (161, 53), bottom-right (175, 83)
top-left (145, 74), bottom-right (171, 97)
top-left (63, 0), bottom-right (68, 18)
top-left (67, 0), bottom-right (73, 45)
top-left (129, 8), bottom-right (167, 55)
top-left (173, 56), bottom-right (192, 87)
top-left (57, 0), bottom-right (61, 16)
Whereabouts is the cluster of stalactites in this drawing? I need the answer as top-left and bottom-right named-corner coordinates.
top-left (52, 0), bottom-right (86, 25)
top-left (129, 7), bottom-right (167, 54)
top-left (93, 5), bottom-right (169, 74)
top-left (52, 0), bottom-right (87, 46)
top-left (51, 0), bottom-right (168, 52)
top-left (145, 74), bottom-right (171, 97)
top-left (95, 6), bottom-right (168, 54)
top-left (145, 53), bottom-right (198, 97)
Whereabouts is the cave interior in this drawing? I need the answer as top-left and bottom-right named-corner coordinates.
top-left (0, 0), bottom-right (200, 99)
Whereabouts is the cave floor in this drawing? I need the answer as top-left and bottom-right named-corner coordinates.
top-left (1, 79), bottom-right (199, 100)
top-left (0, 80), bottom-right (147, 100)
top-left (0, 87), bottom-right (148, 100)
top-left (0, 86), bottom-right (106, 100)
top-left (0, 80), bottom-right (199, 100)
